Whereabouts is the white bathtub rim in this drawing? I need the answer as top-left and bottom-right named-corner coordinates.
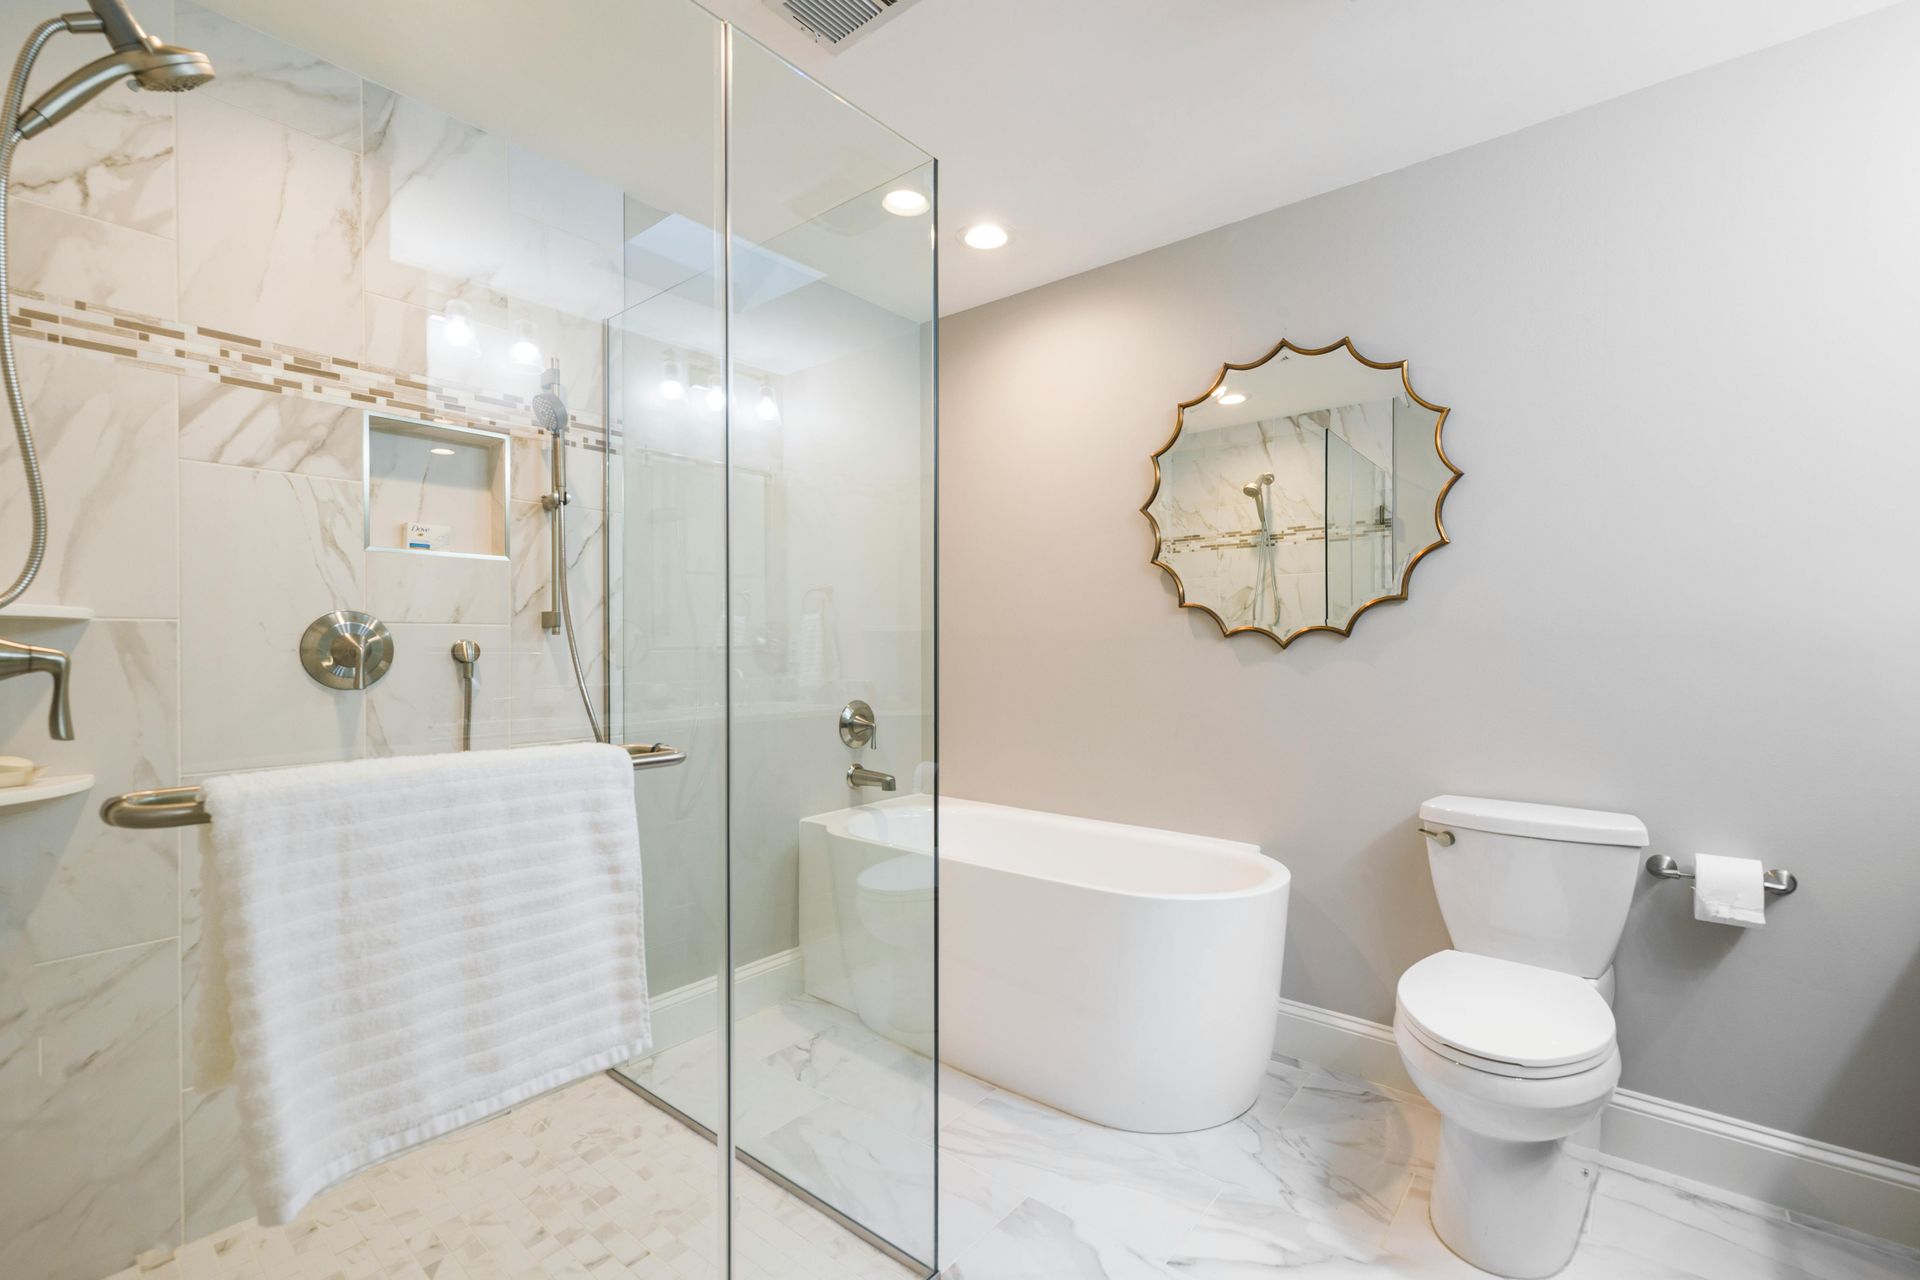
top-left (804, 793), bottom-right (1291, 902)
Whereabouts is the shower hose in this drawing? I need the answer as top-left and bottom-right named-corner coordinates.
top-left (0, 18), bottom-right (68, 610)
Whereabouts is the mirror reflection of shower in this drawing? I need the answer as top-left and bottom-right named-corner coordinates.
top-left (1243, 472), bottom-right (1280, 628)
top-left (532, 358), bottom-right (604, 742)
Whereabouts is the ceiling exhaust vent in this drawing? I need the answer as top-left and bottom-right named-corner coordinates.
top-left (766, 0), bottom-right (921, 51)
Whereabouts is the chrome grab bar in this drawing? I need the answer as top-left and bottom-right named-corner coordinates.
top-left (1645, 853), bottom-right (1797, 897)
top-left (99, 742), bottom-right (687, 829)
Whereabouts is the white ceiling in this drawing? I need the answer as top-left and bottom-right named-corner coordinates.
top-left (706, 0), bottom-right (1903, 313)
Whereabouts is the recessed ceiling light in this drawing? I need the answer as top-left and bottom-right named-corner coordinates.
top-left (882, 189), bottom-right (929, 217)
top-left (1218, 393), bottom-right (1247, 406)
top-left (429, 446), bottom-right (456, 456)
top-left (963, 223), bottom-right (1009, 250)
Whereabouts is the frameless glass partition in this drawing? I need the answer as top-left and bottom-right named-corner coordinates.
top-left (725, 32), bottom-right (938, 1273)
top-left (609, 23), bottom-right (937, 1279)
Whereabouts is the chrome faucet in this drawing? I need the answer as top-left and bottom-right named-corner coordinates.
top-left (846, 763), bottom-right (896, 792)
top-left (0, 637), bottom-right (73, 739)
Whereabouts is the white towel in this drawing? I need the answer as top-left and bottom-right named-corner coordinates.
top-left (193, 743), bottom-right (651, 1225)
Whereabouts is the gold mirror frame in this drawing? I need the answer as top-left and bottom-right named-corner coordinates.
top-left (1142, 337), bottom-right (1462, 647)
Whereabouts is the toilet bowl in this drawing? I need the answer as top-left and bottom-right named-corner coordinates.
top-left (1395, 950), bottom-right (1617, 1278)
top-left (1400, 796), bottom-right (1648, 1279)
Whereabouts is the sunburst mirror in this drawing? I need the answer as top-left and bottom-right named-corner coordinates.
top-left (1143, 339), bottom-right (1460, 646)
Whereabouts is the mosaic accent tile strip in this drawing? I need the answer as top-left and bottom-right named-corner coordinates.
top-left (10, 290), bottom-right (611, 454)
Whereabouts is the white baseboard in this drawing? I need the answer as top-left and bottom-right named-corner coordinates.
top-left (648, 947), bottom-right (804, 1052)
top-left (1272, 996), bottom-right (1920, 1251)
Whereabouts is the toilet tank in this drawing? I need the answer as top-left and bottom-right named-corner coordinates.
top-left (1418, 795), bottom-right (1649, 979)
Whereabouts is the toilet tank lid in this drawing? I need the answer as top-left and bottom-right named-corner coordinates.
top-left (1419, 795), bottom-right (1649, 847)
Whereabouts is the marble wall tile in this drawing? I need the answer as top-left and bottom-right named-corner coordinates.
top-left (506, 646), bottom-right (602, 746)
top-left (177, 96), bottom-right (362, 357)
top-left (362, 83), bottom-right (510, 310)
top-left (178, 461), bottom-right (364, 773)
top-left (365, 547), bottom-right (509, 626)
top-left (178, 378), bottom-right (362, 481)
top-left (366, 621), bottom-right (509, 757)
top-left (0, 344), bottom-right (178, 617)
top-left (6, 197), bottom-right (175, 316)
top-left (510, 498), bottom-right (603, 650)
top-left (0, 938), bottom-right (182, 1280)
top-left (181, 1084), bottom-right (251, 1243)
top-left (0, 618), bottom-right (177, 962)
top-left (2, 0), bottom-right (175, 236)
top-left (362, 292), bottom-right (428, 375)
top-left (514, 431), bottom-right (606, 510)
top-left (175, 0), bottom-right (360, 149)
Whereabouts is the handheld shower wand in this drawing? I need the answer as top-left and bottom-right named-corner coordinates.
top-left (1, 1), bottom-right (212, 614)
top-left (532, 360), bottom-right (605, 744)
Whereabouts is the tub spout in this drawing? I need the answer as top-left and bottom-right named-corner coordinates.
top-left (0, 637), bottom-right (74, 740)
top-left (847, 763), bottom-right (896, 792)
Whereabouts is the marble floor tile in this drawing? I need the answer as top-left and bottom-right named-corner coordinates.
top-left (944, 1199), bottom-right (1179, 1280)
top-left (939, 1090), bottom-right (1226, 1265)
top-left (1580, 1162), bottom-right (1920, 1280)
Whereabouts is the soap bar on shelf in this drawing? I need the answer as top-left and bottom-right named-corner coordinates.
top-left (405, 522), bottom-right (451, 551)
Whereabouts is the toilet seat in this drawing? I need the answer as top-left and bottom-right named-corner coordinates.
top-left (1398, 951), bottom-right (1615, 1081)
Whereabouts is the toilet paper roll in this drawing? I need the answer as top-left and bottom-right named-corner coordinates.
top-left (1693, 853), bottom-right (1766, 928)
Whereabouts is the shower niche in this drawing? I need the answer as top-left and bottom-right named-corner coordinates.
top-left (364, 415), bottom-right (511, 559)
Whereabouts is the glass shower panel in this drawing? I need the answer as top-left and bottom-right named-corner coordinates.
top-left (726, 32), bottom-right (937, 1273)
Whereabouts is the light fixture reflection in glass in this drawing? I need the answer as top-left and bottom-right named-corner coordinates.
top-left (438, 299), bottom-right (474, 348)
top-left (509, 320), bottom-right (541, 367)
top-left (659, 355), bottom-right (685, 401)
top-left (756, 380), bottom-right (779, 422)
top-left (882, 188), bottom-right (929, 217)
top-left (963, 223), bottom-right (1009, 250)
top-left (705, 383), bottom-right (726, 411)
top-left (1218, 392), bottom-right (1247, 406)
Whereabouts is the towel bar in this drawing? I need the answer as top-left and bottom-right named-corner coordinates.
top-left (1645, 853), bottom-right (1797, 896)
top-left (98, 742), bottom-right (687, 829)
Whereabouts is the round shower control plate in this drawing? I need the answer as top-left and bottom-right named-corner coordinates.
top-left (299, 610), bottom-right (393, 690)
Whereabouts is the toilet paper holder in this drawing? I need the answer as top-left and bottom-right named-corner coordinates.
top-left (1645, 854), bottom-right (1797, 897)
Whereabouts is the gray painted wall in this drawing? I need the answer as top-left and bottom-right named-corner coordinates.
top-left (939, 3), bottom-right (1920, 1164)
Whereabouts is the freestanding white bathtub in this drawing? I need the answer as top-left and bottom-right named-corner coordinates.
top-left (798, 794), bottom-right (1290, 1133)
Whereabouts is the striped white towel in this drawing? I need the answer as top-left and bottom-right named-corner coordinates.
top-left (193, 743), bottom-right (650, 1225)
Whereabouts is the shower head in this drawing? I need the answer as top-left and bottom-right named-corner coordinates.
top-left (531, 359), bottom-right (568, 435)
top-left (13, 1), bottom-right (213, 142)
top-left (531, 391), bottom-right (568, 435)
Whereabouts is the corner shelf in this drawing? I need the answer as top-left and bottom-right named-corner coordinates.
top-left (0, 773), bottom-right (94, 810)
top-left (0, 604), bottom-right (93, 622)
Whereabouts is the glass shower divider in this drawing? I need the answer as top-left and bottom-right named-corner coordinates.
top-left (608, 23), bottom-right (938, 1278)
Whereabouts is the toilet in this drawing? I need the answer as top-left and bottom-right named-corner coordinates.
top-left (1396, 795), bottom-right (1649, 1279)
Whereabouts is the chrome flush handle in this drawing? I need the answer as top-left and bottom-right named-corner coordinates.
top-left (1417, 825), bottom-right (1455, 847)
